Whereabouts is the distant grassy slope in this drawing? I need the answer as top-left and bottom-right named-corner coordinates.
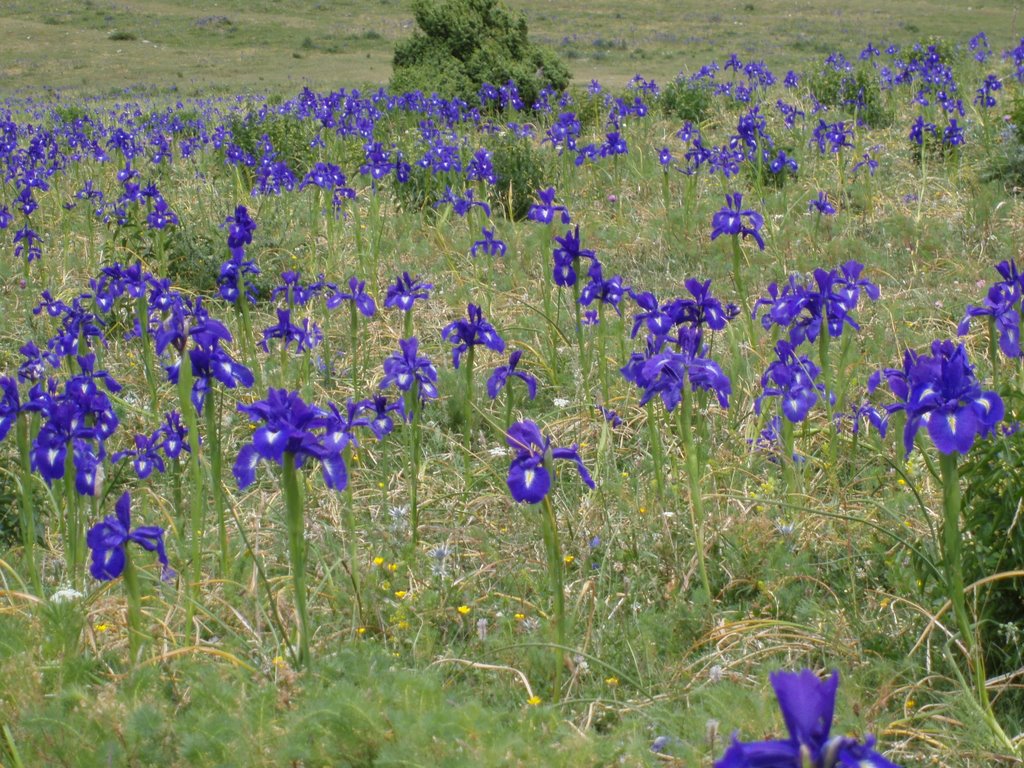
top-left (1, 0), bottom-right (1021, 96)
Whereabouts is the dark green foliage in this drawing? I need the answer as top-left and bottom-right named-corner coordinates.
top-left (984, 104), bottom-right (1024, 189)
top-left (906, 36), bottom-right (959, 66)
top-left (225, 110), bottom-right (321, 180)
top-left (659, 78), bottom-right (713, 124)
top-left (808, 65), bottom-right (892, 128)
top-left (490, 132), bottom-right (548, 220)
top-left (389, 0), bottom-right (570, 109)
top-left (961, 388), bottom-right (1024, 689)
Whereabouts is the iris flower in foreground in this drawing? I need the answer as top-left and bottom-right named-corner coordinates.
top-left (716, 669), bottom-right (900, 768)
top-left (505, 420), bottom-right (594, 504)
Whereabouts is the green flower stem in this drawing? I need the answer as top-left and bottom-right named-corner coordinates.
top-left (938, 453), bottom-right (1016, 753)
top-left (63, 449), bottom-right (81, 589)
top-left (176, 347), bottom-right (206, 636)
top-left (122, 547), bottom-right (145, 664)
top-left (282, 451), bottom-right (311, 668)
top-left (661, 169), bottom-right (670, 210)
top-left (204, 385), bottom-right (229, 576)
top-left (570, 277), bottom-right (585, 380)
top-left (349, 301), bottom-right (360, 396)
top-left (503, 387), bottom-right (515, 435)
top-left (236, 294), bottom-right (262, 393)
top-left (539, 492), bottom-right (565, 698)
top-left (818, 327), bottom-right (838, 470)
top-left (730, 234), bottom-right (754, 347)
top-left (780, 416), bottom-right (797, 499)
top-left (405, 381), bottom-right (423, 546)
top-left (135, 296), bottom-right (159, 413)
top-left (597, 302), bottom-right (610, 406)
top-left (342, 445), bottom-right (362, 623)
top-left (988, 316), bottom-right (999, 390)
top-left (675, 382), bottom-right (712, 607)
top-left (463, 345), bottom-right (475, 452)
top-left (15, 413), bottom-right (40, 595)
top-left (403, 309), bottom-right (414, 342)
top-left (155, 229), bottom-right (167, 280)
top-left (646, 400), bottom-right (666, 502)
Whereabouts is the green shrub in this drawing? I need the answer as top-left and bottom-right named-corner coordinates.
top-left (224, 110), bottom-right (321, 181)
top-left (808, 65), bottom-right (892, 128)
top-left (389, 0), bottom-right (570, 109)
top-left (658, 78), bottom-right (713, 124)
top-left (961, 388), bottom-right (1024, 708)
top-left (490, 133), bottom-right (548, 221)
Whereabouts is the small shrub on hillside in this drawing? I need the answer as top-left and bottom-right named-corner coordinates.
top-left (389, 0), bottom-right (570, 108)
top-left (490, 133), bottom-right (548, 220)
top-left (808, 66), bottom-right (892, 128)
top-left (659, 78), bottom-right (713, 124)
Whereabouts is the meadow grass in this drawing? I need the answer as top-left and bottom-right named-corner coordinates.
top-left (1, 13), bottom-right (1024, 768)
top-left (0, 0), bottom-right (1021, 94)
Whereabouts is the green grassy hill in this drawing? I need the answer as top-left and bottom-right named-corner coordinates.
top-left (1, 1), bottom-right (1023, 97)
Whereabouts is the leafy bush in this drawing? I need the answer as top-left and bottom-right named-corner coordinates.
top-left (961, 388), bottom-right (1024, 686)
top-left (224, 110), bottom-right (321, 181)
top-left (389, 0), bottom-right (570, 109)
top-left (808, 66), bottom-right (892, 128)
top-left (659, 78), bottom-right (713, 124)
top-left (490, 132), bottom-right (548, 220)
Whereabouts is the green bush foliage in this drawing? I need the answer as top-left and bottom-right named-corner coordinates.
top-left (658, 78), bottom-right (714, 124)
top-left (808, 65), bottom-right (892, 128)
top-left (389, 0), bottom-right (570, 109)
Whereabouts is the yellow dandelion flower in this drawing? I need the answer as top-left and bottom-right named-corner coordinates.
top-left (397, 620), bottom-right (410, 630)
top-left (95, 623), bottom-right (111, 633)
top-left (394, 590), bottom-right (407, 599)
top-left (514, 613), bottom-right (526, 621)
top-left (357, 627), bottom-right (367, 635)
top-left (373, 556), bottom-right (385, 566)
top-left (387, 562), bottom-right (398, 573)
top-left (526, 696), bottom-right (542, 706)
top-left (605, 676), bottom-right (619, 686)
top-left (563, 555), bottom-right (575, 565)
top-left (457, 605), bottom-right (471, 615)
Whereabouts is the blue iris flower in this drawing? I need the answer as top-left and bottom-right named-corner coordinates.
top-left (505, 420), bottom-right (594, 504)
top-left (87, 492), bottom-right (173, 582)
top-left (233, 388), bottom-right (347, 491)
top-left (869, 340), bottom-right (1004, 456)
top-left (715, 669), bottom-right (901, 768)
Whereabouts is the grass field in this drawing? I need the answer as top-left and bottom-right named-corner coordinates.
top-left (1, 0), bottom-right (1023, 94)
top-left (3, 3), bottom-right (1024, 767)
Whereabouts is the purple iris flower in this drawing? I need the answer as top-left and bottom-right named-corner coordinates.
top-left (326, 276), bottom-right (377, 316)
top-left (358, 394), bottom-right (406, 438)
top-left (470, 228), bottom-right (507, 258)
top-left (487, 350), bottom-right (538, 400)
top-left (710, 193), bottom-right (765, 250)
top-left (112, 411), bottom-right (190, 479)
top-left (715, 669), bottom-right (900, 768)
top-left (384, 272), bottom-right (433, 312)
top-left (527, 187), bottom-right (571, 225)
top-left (869, 340), bottom-right (1004, 456)
top-left (809, 192), bottom-right (836, 215)
top-left (87, 492), bottom-right (173, 582)
top-left (753, 262), bottom-right (880, 346)
top-left (233, 388), bottom-right (347, 491)
top-left (552, 226), bottom-right (596, 287)
top-left (441, 303), bottom-right (506, 368)
top-left (379, 337), bottom-right (439, 401)
top-left (958, 282), bottom-right (1021, 358)
top-left (578, 262), bottom-right (626, 316)
top-left (635, 333), bottom-right (732, 412)
top-left (260, 308), bottom-right (322, 353)
top-left (226, 205), bottom-right (257, 254)
top-left (272, 271), bottom-right (333, 307)
top-left (755, 340), bottom-right (826, 423)
top-left (0, 377), bottom-right (21, 443)
top-left (505, 420), bottom-right (594, 504)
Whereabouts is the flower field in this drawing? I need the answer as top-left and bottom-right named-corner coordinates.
top-left (3, 26), bottom-right (1024, 767)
